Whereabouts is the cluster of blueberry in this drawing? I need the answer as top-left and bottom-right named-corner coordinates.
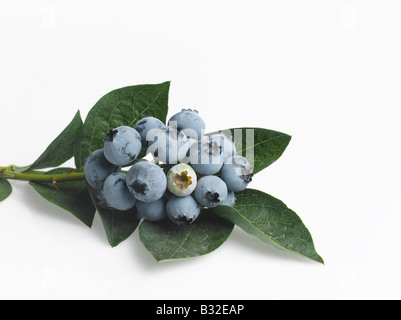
top-left (83, 109), bottom-right (253, 226)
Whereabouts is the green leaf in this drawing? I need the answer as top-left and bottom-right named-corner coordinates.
top-left (212, 189), bottom-right (324, 264)
top-left (74, 82), bottom-right (171, 170)
top-left (210, 127), bottom-right (291, 175)
top-left (88, 186), bottom-right (140, 247)
top-left (29, 168), bottom-right (96, 227)
top-left (139, 210), bottom-right (234, 262)
top-left (25, 111), bottom-right (83, 171)
top-left (0, 179), bottom-right (12, 202)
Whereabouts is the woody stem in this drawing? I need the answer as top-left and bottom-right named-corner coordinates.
top-left (0, 166), bottom-right (86, 183)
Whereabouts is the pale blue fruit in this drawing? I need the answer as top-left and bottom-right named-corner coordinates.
top-left (147, 127), bottom-right (196, 164)
top-left (188, 136), bottom-right (224, 175)
top-left (136, 199), bottom-right (167, 222)
top-left (166, 195), bottom-right (200, 225)
top-left (104, 126), bottom-right (142, 166)
top-left (102, 172), bottom-right (137, 211)
top-left (126, 161), bottom-right (167, 202)
top-left (220, 191), bottom-right (237, 207)
top-left (168, 109), bottom-right (205, 140)
top-left (220, 155), bottom-right (253, 192)
top-left (134, 116), bottom-right (166, 147)
top-left (84, 149), bottom-right (120, 190)
top-left (194, 175), bottom-right (228, 208)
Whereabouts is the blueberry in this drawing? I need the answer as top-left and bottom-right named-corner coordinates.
top-left (167, 164), bottom-right (197, 197)
top-left (166, 195), bottom-right (200, 225)
top-left (220, 155), bottom-right (253, 192)
top-left (84, 149), bottom-right (120, 190)
top-left (136, 199), bottom-right (167, 222)
top-left (209, 133), bottom-right (236, 160)
top-left (134, 116), bottom-right (166, 147)
top-left (188, 136), bottom-right (224, 175)
top-left (147, 127), bottom-right (196, 164)
top-left (194, 175), bottom-right (228, 208)
top-left (126, 161), bottom-right (167, 202)
top-left (220, 191), bottom-right (237, 207)
top-left (102, 172), bottom-right (137, 211)
top-left (104, 126), bottom-right (142, 166)
top-left (168, 109), bottom-right (205, 140)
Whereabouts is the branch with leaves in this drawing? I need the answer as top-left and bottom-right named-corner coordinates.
top-left (0, 82), bottom-right (323, 264)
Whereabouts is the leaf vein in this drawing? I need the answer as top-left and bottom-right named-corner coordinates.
top-left (129, 84), bottom-right (168, 127)
top-left (239, 134), bottom-right (288, 153)
top-left (171, 224), bottom-right (197, 258)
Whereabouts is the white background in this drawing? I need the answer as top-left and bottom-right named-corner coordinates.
top-left (0, 1), bottom-right (400, 300)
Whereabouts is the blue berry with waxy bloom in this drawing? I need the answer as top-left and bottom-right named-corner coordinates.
top-left (220, 191), bottom-right (237, 207)
top-left (168, 109), bottom-right (206, 140)
top-left (220, 155), bottom-right (253, 192)
top-left (167, 164), bottom-right (197, 197)
top-left (104, 126), bottom-right (142, 166)
top-left (102, 172), bottom-right (137, 211)
top-left (134, 116), bottom-right (166, 147)
top-left (84, 149), bottom-right (120, 190)
top-left (147, 127), bottom-right (196, 164)
top-left (136, 198), bottom-right (167, 222)
top-left (210, 133), bottom-right (237, 160)
top-left (126, 161), bottom-right (167, 202)
top-left (188, 136), bottom-right (224, 175)
top-left (194, 175), bottom-right (228, 208)
top-left (166, 195), bottom-right (200, 225)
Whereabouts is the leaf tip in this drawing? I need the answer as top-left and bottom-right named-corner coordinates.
top-left (316, 254), bottom-right (325, 265)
